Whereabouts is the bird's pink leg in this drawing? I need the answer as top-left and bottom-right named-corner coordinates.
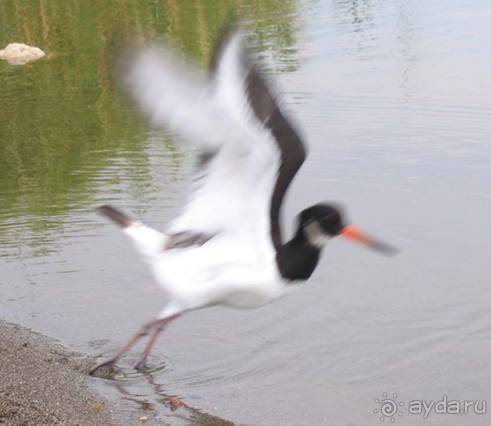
top-left (90, 316), bottom-right (174, 375)
top-left (133, 314), bottom-right (180, 371)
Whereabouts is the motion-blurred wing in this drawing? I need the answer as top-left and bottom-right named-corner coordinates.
top-left (123, 45), bottom-right (238, 152)
top-left (209, 29), bottom-right (307, 250)
top-left (123, 30), bottom-right (306, 252)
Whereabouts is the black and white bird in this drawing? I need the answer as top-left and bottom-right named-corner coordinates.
top-left (91, 28), bottom-right (396, 374)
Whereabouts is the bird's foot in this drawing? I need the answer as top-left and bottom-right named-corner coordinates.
top-left (133, 357), bottom-right (148, 372)
top-left (90, 359), bottom-right (118, 378)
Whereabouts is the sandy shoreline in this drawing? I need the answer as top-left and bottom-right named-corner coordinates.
top-left (0, 320), bottom-right (116, 425)
top-left (0, 320), bottom-right (235, 426)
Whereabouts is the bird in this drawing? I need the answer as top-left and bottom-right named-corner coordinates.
top-left (90, 26), bottom-right (397, 374)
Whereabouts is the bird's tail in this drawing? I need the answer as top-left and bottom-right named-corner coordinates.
top-left (97, 205), bottom-right (165, 260)
top-left (97, 205), bottom-right (135, 228)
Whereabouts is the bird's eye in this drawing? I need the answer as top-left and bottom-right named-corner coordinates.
top-left (322, 214), bottom-right (336, 224)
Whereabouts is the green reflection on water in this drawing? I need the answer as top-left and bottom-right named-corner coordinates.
top-left (0, 0), bottom-right (299, 256)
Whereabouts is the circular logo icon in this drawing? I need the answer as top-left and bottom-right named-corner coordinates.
top-left (374, 393), bottom-right (404, 423)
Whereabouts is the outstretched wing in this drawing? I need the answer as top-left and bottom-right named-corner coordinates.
top-left (123, 29), bottom-right (306, 253)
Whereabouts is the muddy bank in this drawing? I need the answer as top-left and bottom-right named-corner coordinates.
top-left (0, 320), bottom-right (116, 425)
top-left (0, 320), bottom-right (235, 426)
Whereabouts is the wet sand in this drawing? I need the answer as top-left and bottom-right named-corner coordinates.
top-left (0, 320), bottom-right (116, 426)
top-left (0, 319), bottom-right (235, 426)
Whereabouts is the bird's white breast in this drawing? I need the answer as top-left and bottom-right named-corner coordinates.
top-left (148, 234), bottom-right (286, 310)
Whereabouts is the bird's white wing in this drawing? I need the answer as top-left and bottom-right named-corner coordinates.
top-left (124, 30), bottom-right (305, 252)
top-left (124, 45), bottom-right (239, 152)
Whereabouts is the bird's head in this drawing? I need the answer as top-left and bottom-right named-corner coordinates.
top-left (298, 203), bottom-right (397, 255)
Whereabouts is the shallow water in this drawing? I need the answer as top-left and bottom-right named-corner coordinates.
top-left (1, 0), bottom-right (491, 425)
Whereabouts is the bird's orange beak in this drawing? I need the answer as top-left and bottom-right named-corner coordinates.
top-left (340, 225), bottom-right (398, 256)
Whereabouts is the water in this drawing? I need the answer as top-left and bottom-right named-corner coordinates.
top-left (1, 1), bottom-right (491, 424)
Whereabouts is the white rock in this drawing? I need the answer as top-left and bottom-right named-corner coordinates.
top-left (0, 43), bottom-right (45, 65)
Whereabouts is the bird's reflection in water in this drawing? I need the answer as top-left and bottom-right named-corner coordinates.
top-left (107, 363), bottom-right (234, 425)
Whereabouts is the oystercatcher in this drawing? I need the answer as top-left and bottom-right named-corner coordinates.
top-left (91, 28), bottom-right (396, 374)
